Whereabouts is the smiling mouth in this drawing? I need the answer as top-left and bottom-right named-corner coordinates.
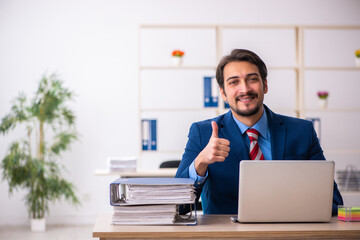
top-left (236, 93), bottom-right (257, 103)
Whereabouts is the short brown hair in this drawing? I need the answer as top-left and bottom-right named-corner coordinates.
top-left (216, 49), bottom-right (268, 89)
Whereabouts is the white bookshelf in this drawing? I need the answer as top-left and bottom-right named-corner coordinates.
top-left (137, 24), bottom-right (360, 189)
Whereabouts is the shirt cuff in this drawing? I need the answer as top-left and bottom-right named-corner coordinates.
top-left (189, 160), bottom-right (208, 187)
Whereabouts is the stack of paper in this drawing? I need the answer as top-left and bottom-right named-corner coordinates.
top-left (338, 206), bottom-right (360, 222)
top-left (108, 157), bottom-right (136, 172)
top-left (124, 183), bottom-right (195, 204)
top-left (112, 204), bottom-right (177, 225)
top-left (337, 166), bottom-right (360, 191)
top-left (110, 178), bottom-right (196, 225)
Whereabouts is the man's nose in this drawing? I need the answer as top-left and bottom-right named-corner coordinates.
top-left (238, 80), bottom-right (250, 93)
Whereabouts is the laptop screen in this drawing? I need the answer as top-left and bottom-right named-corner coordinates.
top-left (237, 160), bottom-right (334, 223)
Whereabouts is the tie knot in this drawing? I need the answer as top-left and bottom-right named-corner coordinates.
top-left (246, 128), bottom-right (260, 141)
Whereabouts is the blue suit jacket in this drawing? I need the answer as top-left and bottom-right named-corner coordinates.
top-left (175, 106), bottom-right (343, 215)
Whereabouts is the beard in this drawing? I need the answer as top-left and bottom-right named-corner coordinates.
top-left (229, 92), bottom-right (263, 117)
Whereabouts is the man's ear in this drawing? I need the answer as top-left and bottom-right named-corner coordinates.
top-left (263, 79), bottom-right (268, 94)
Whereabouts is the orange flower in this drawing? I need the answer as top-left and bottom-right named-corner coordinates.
top-left (172, 50), bottom-right (185, 57)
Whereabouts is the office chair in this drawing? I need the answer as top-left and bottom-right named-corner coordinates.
top-left (159, 160), bottom-right (181, 168)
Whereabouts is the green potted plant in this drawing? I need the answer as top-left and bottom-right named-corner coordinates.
top-left (0, 73), bottom-right (80, 232)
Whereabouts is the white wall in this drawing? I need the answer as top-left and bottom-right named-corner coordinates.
top-left (0, 0), bottom-right (359, 226)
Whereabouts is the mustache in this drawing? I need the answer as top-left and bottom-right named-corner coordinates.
top-left (235, 92), bottom-right (258, 101)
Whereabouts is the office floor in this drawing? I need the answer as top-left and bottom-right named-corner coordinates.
top-left (0, 225), bottom-right (95, 240)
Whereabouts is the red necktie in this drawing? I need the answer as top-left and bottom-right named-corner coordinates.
top-left (246, 129), bottom-right (265, 160)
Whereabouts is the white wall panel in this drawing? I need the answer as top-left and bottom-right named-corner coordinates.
top-left (304, 29), bottom-right (360, 67)
top-left (140, 28), bottom-right (216, 67)
top-left (140, 152), bottom-right (183, 169)
top-left (324, 152), bottom-right (360, 172)
top-left (304, 70), bottom-right (360, 109)
top-left (305, 111), bottom-right (360, 149)
top-left (222, 28), bottom-right (296, 67)
top-left (272, 110), bottom-right (297, 117)
top-left (141, 110), bottom-right (217, 152)
top-left (140, 69), bottom-right (215, 109)
top-left (264, 70), bottom-right (296, 109)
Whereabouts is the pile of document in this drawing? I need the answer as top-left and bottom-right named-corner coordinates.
top-left (110, 178), bottom-right (196, 225)
top-left (112, 204), bottom-right (177, 225)
top-left (107, 157), bottom-right (137, 172)
top-left (337, 166), bottom-right (360, 191)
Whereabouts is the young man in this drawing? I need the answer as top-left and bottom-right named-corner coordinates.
top-left (175, 49), bottom-right (343, 215)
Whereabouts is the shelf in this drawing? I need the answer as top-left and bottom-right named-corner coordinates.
top-left (323, 149), bottom-right (360, 154)
top-left (140, 149), bottom-right (360, 154)
top-left (341, 191), bottom-right (360, 195)
top-left (141, 24), bottom-right (360, 30)
top-left (138, 24), bottom-right (360, 169)
top-left (302, 108), bottom-right (360, 112)
top-left (140, 66), bottom-right (299, 71)
top-left (140, 108), bottom-right (298, 112)
top-left (140, 24), bottom-right (217, 29)
top-left (304, 67), bottom-right (360, 71)
top-left (141, 150), bottom-right (184, 154)
top-left (140, 149), bottom-right (360, 155)
top-left (140, 108), bottom-right (220, 112)
top-left (94, 168), bottom-right (177, 177)
top-left (268, 66), bottom-right (298, 70)
top-left (140, 66), bottom-right (216, 70)
top-left (141, 108), bottom-right (360, 115)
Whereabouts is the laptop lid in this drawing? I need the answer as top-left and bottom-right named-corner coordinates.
top-left (237, 160), bottom-right (334, 223)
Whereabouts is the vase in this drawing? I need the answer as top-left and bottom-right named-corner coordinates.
top-left (355, 58), bottom-right (360, 68)
top-left (172, 57), bottom-right (183, 66)
top-left (318, 99), bottom-right (327, 109)
top-left (31, 218), bottom-right (46, 232)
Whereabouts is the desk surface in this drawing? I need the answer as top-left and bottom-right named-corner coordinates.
top-left (93, 213), bottom-right (360, 240)
top-left (94, 168), bottom-right (177, 177)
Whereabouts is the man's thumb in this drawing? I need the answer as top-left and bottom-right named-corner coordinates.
top-left (211, 121), bottom-right (218, 138)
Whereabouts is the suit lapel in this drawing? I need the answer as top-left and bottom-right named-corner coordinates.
top-left (218, 111), bottom-right (249, 160)
top-left (265, 106), bottom-right (286, 160)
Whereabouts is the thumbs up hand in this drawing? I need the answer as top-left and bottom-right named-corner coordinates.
top-left (194, 121), bottom-right (231, 176)
top-left (210, 120), bottom-right (219, 138)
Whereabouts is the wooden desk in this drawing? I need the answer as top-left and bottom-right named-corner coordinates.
top-left (94, 168), bottom-right (177, 178)
top-left (93, 214), bottom-right (360, 240)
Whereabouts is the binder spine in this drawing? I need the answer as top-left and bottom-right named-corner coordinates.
top-left (211, 77), bottom-right (218, 106)
top-left (142, 119), bottom-right (150, 150)
top-left (204, 76), bottom-right (219, 108)
top-left (204, 76), bottom-right (212, 107)
top-left (141, 119), bottom-right (157, 151)
top-left (150, 119), bottom-right (157, 151)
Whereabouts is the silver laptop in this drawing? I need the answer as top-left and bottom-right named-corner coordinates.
top-left (236, 160), bottom-right (334, 223)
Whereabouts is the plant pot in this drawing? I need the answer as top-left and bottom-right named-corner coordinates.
top-left (172, 57), bottom-right (183, 66)
top-left (318, 99), bottom-right (327, 109)
top-left (355, 58), bottom-right (360, 68)
top-left (31, 218), bottom-right (46, 232)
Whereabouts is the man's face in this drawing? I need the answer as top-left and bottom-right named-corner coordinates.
top-left (220, 61), bottom-right (268, 118)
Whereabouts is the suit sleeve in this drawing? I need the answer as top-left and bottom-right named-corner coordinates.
top-left (175, 123), bottom-right (204, 178)
top-left (308, 122), bottom-right (343, 215)
top-left (175, 123), bottom-right (206, 214)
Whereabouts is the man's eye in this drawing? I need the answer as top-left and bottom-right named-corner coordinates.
top-left (229, 80), bottom-right (238, 85)
top-left (249, 77), bottom-right (258, 82)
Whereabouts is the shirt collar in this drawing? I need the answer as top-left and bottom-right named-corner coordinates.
top-left (232, 108), bottom-right (269, 139)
